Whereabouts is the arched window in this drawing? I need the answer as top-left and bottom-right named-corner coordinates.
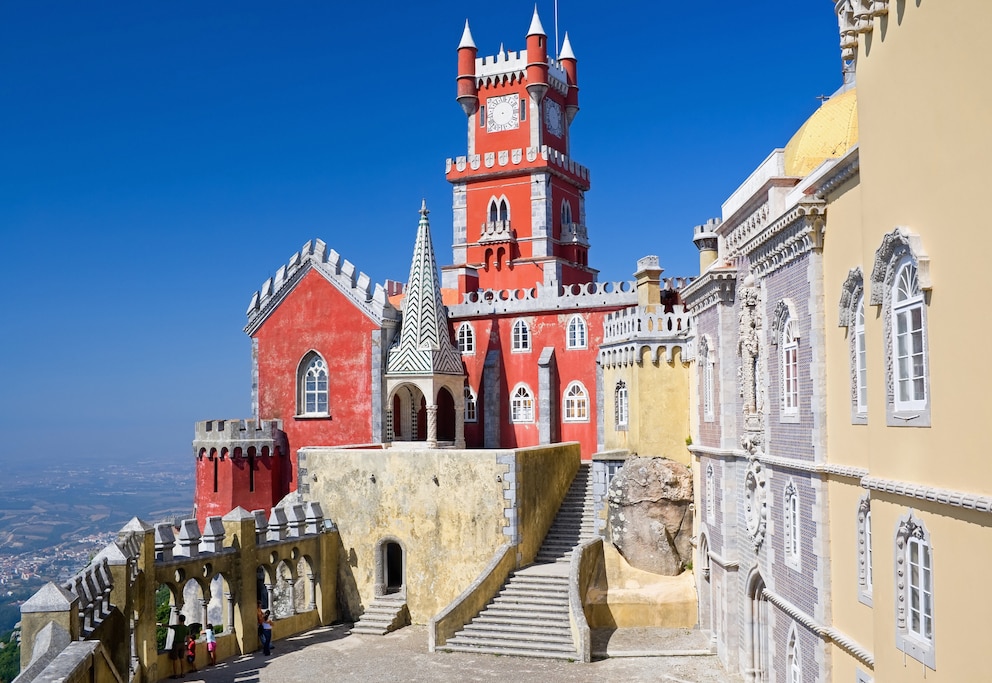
top-left (299, 353), bottom-right (329, 416)
top-left (511, 319), bottom-right (531, 352)
top-left (563, 382), bottom-right (589, 422)
top-left (457, 322), bottom-right (475, 355)
top-left (781, 317), bottom-right (799, 416)
top-left (700, 336), bottom-right (715, 422)
top-left (566, 315), bottom-right (587, 349)
top-left (510, 384), bottom-right (534, 423)
top-left (893, 261), bottom-right (927, 411)
top-left (561, 200), bottom-right (573, 226)
top-left (787, 626), bottom-right (802, 683)
top-left (855, 295), bottom-right (867, 414)
top-left (488, 197), bottom-right (498, 224)
top-left (499, 198), bottom-right (509, 222)
top-left (464, 384), bottom-right (477, 423)
top-left (895, 511), bottom-right (934, 667)
top-left (839, 268), bottom-right (867, 423)
top-left (784, 481), bottom-right (800, 570)
top-left (615, 381), bottom-right (628, 429)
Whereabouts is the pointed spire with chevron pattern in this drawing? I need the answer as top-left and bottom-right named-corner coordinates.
top-left (386, 201), bottom-right (464, 376)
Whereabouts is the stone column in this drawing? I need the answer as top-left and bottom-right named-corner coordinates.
top-left (287, 578), bottom-right (297, 615)
top-left (306, 573), bottom-right (316, 611)
top-left (454, 399), bottom-right (466, 449)
top-left (265, 584), bottom-right (275, 614)
top-left (221, 507), bottom-right (258, 654)
top-left (385, 408), bottom-right (394, 442)
top-left (225, 592), bottom-right (235, 635)
top-left (426, 405), bottom-right (438, 448)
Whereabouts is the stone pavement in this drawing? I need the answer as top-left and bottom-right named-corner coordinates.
top-left (177, 623), bottom-right (741, 682)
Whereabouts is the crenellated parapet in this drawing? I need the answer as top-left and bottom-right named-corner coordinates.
top-left (18, 504), bottom-right (340, 683)
top-left (447, 280), bottom-right (639, 317)
top-left (835, 0), bottom-right (889, 62)
top-left (193, 418), bottom-right (287, 458)
top-left (599, 305), bottom-right (693, 368)
top-left (473, 50), bottom-right (569, 96)
top-left (245, 239), bottom-right (399, 336)
top-left (446, 144), bottom-right (590, 187)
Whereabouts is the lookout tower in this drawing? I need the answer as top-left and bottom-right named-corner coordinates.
top-left (444, 10), bottom-right (592, 294)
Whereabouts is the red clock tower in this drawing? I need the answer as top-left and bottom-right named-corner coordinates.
top-left (443, 10), bottom-right (591, 295)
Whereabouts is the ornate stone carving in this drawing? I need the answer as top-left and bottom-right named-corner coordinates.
top-left (737, 279), bottom-right (762, 417)
top-left (894, 511), bottom-right (928, 631)
top-left (869, 227), bottom-right (930, 306)
top-left (769, 299), bottom-right (797, 344)
top-left (743, 457), bottom-right (768, 550)
top-left (857, 495), bottom-right (871, 592)
top-left (838, 267), bottom-right (864, 328)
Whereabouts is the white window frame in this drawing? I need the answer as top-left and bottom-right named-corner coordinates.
top-left (705, 463), bottom-right (715, 524)
top-left (566, 315), bottom-right (587, 350)
top-left (870, 228), bottom-right (931, 427)
top-left (510, 384), bottom-right (534, 423)
top-left (511, 319), bottom-right (531, 353)
top-left (562, 381), bottom-right (589, 422)
top-left (464, 384), bottom-right (477, 423)
top-left (854, 295), bottom-right (868, 416)
top-left (457, 322), bottom-right (475, 355)
top-left (298, 352), bottom-right (329, 417)
top-left (857, 495), bottom-right (873, 606)
top-left (894, 511), bottom-right (935, 668)
top-left (703, 353), bottom-right (715, 422)
top-left (615, 381), bottom-right (628, 430)
top-left (784, 481), bottom-right (801, 570)
top-left (787, 625), bottom-right (802, 683)
top-left (781, 318), bottom-right (799, 418)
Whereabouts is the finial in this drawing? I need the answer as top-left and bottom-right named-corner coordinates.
top-left (559, 32), bottom-right (576, 60)
top-left (527, 5), bottom-right (546, 37)
top-left (458, 19), bottom-right (476, 50)
top-left (498, 42), bottom-right (505, 58)
top-left (419, 199), bottom-right (429, 218)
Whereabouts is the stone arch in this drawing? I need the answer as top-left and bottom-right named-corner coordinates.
top-left (744, 568), bottom-right (770, 681)
top-left (697, 533), bottom-right (712, 636)
top-left (273, 558), bottom-right (297, 618)
top-left (388, 384), bottom-right (427, 442)
top-left (374, 536), bottom-right (407, 597)
top-left (436, 386), bottom-right (456, 442)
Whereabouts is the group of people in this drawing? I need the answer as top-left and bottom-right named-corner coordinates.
top-left (161, 614), bottom-right (219, 679)
top-left (161, 601), bottom-right (274, 677)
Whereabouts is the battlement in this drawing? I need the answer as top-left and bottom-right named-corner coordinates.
top-left (601, 304), bottom-right (692, 345)
top-left (447, 280), bottom-right (638, 317)
top-left (245, 239), bottom-right (398, 335)
top-left (475, 49), bottom-right (568, 94)
top-left (446, 144), bottom-right (590, 186)
top-left (193, 418), bottom-right (287, 456)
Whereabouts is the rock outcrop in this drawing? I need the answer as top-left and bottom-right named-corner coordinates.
top-left (607, 456), bottom-right (694, 576)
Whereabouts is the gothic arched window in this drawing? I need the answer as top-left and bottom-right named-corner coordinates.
top-left (299, 352), bottom-right (329, 416)
top-left (563, 381), bottom-right (589, 422)
top-left (566, 315), bottom-right (586, 349)
top-left (457, 322), bottom-right (475, 355)
top-left (510, 384), bottom-right (534, 423)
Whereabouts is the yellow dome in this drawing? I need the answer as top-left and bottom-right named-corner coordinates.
top-left (783, 87), bottom-right (859, 177)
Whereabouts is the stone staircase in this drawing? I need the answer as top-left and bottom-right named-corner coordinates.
top-left (350, 594), bottom-right (410, 635)
top-left (437, 464), bottom-right (597, 660)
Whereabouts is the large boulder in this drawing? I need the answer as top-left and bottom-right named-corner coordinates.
top-left (607, 457), bottom-right (694, 576)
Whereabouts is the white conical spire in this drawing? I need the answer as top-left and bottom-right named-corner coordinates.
top-left (559, 31), bottom-right (576, 60)
top-left (458, 19), bottom-right (476, 49)
top-left (527, 5), bottom-right (546, 36)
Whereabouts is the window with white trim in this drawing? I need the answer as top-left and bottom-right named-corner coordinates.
top-left (298, 352), bottom-right (329, 416)
top-left (563, 381), bottom-right (589, 422)
top-left (615, 381), bottom-right (628, 430)
top-left (857, 495), bottom-right (873, 606)
top-left (701, 336), bottom-right (715, 422)
top-left (705, 464), bottom-right (715, 524)
top-left (488, 196), bottom-right (509, 223)
top-left (854, 295), bottom-right (867, 415)
top-left (511, 319), bottom-right (531, 352)
top-left (870, 228), bottom-right (930, 426)
top-left (510, 384), bottom-right (534, 423)
top-left (464, 384), bottom-right (477, 422)
top-left (787, 626), bottom-right (802, 683)
top-left (457, 322), bottom-right (475, 355)
top-left (784, 481), bottom-right (800, 570)
top-left (566, 315), bottom-right (587, 349)
top-left (781, 317), bottom-right (799, 417)
top-left (561, 200), bottom-right (573, 226)
top-left (892, 261), bottom-right (927, 412)
top-left (894, 511), bottom-right (935, 668)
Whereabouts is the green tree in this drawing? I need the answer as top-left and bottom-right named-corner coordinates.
top-left (155, 585), bottom-right (172, 652)
top-left (0, 631), bottom-right (20, 683)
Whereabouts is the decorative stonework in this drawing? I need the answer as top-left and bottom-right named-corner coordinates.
top-left (869, 227), bottom-right (931, 306)
top-left (743, 457), bottom-right (768, 550)
top-left (737, 279), bottom-right (762, 418)
top-left (857, 494), bottom-right (872, 605)
top-left (680, 269), bottom-right (737, 315)
top-left (725, 202), bottom-right (770, 254)
top-left (838, 267), bottom-right (864, 328)
top-left (769, 299), bottom-right (798, 344)
top-left (744, 199), bottom-right (825, 278)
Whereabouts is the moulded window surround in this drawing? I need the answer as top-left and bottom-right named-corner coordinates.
top-left (457, 322), bottom-right (475, 355)
top-left (298, 353), bottom-right (329, 417)
top-left (855, 295), bottom-right (868, 418)
top-left (510, 384), bottom-right (535, 423)
top-left (488, 195), bottom-right (510, 224)
top-left (870, 229), bottom-right (931, 427)
top-left (511, 319), bottom-right (531, 352)
top-left (566, 315), bottom-right (587, 349)
top-left (563, 381), bottom-right (589, 422)
top-left (561, 200), bottom-right (573, 227)
top-left (856, 671), bottom-right (873, 683)
top-left (787, 625), bottom-right (802, 683)
top-left (701, 336), bottom-right (715, 422)
top-left (781, 318), bottom-right (800, 422)
top-left (615, 381), bottom-right (629, 430)
top-left (464, 385), bottom-right (477, 423)
top-left (839, 268), bottom-right (868, 424)
top-left (894, 510), bottom-right (935, 669)
top-left (784, 481), bottom-right (801, 570)
top-left (857, 495), bottom-right (873, 607)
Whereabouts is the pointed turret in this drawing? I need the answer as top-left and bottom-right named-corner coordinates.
top-left (525, 6), bottom-right (549, 103)
top-left (559, 32), bottom-right (580, 123)
top-left (386, 201), bottom-right (463, 378)
top-left (456, 19), bottom-right (479, 116)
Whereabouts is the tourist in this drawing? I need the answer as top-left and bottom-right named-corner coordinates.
top-left (260, 610), bottom-right (273, 656)
top-left (161, 614), bottom-right (188, 679)
top-left (204, 623), bottom-right (216, 666)
top-left (185, 633), bottom-right (198, 673)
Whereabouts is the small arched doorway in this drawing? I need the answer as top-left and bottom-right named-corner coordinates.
top-left (746, 570), bottom-right (769, 682)
top-left (374, 537), bottom-right (406, 597)
top-left (436, 387), bottom-right (455, 442)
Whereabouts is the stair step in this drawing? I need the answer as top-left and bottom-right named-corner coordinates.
top-left (437, 643), bottom-right (578, 660)
top-left (444, 635), bottom-right (577, 654)
top-left (459, 625), bottom-right (573, 643)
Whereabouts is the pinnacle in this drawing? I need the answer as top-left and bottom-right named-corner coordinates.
top-left (559, 32), bottom-right (576, 60)
top-left (419, 198), bottom-right (429, 218)
top-left (527, 5), bottom-right (546, 37)
top-left (458, 19), bottom-right (476, 50)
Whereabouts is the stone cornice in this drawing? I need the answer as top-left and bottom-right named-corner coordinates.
top-left (812, 147), bottom-right (860, 199)
top-left (863, 476), bottom-right (992, 513)
top-left (681, 269), bottom-right (737, 315)
top-left (741, 198), bottom-right (826, 278)
top-left (690, 445), bottom-right (867, 479)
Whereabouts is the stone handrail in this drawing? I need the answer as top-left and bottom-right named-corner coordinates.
top-left (428, 543), bottom-right (515, 651)
top-left (568, 536), bottom-right (604, 663)
top-left (602, 305), bottom-right (692, 345)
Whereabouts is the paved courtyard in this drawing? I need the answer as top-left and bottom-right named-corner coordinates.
top-left (178, 623), bottom-right (739, 682)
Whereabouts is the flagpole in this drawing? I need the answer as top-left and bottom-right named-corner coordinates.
top-left (554, 0), bottom-right (560, 58)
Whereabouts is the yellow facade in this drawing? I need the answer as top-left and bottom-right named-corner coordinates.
top-left (820, 1), bottom-right (992, 679)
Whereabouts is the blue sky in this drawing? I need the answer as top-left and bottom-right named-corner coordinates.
top-left (0, 2), bottom-right (842, 464)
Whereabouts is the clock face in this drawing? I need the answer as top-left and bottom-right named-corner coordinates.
top-left (486, 94), bottom-right (520, 132)
top-left (544, 99), bottom-right (564, 137)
